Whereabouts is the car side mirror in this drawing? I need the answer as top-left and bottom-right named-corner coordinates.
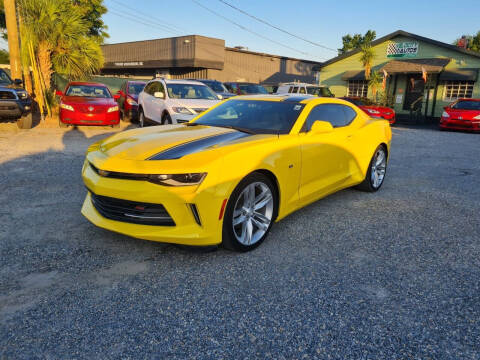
top-left (55, 90), bottom-right (63, 96)
top-left (154, 91), bottom-right (164, 98)
top-left (309, 120), bottom-right (333, 134)
top-left (217, 94), bottom-right (223, 100)
top-left (14, 78), bottom-right (23, 85)
top-left (113, 94), bottom-right (120, 100)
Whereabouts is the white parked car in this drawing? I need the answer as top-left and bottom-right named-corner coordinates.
top-left (137, 78), bottom-right (221, 127)
top-left (276, 82), bottom-right (334, 97)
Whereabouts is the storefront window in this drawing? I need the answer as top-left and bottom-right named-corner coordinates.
top-left (443, 81), bottom-right (474, 101)
top-left (348, 80), bottom-right (368, 97)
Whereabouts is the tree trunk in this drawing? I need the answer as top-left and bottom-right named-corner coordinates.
top-left (37, 41), bottom-right (53, 90)
top-left (22, 68), bottom-right (34, 95)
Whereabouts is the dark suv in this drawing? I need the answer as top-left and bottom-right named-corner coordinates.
top-left (0, 69), bottom-right (32, 129)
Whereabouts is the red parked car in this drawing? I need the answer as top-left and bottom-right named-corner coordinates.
top-left (440, 98), bottom-right (480, 132)
top-left (116, 80), bottom-right (146, 121)
top-left (340, 97), bottom-right (396, 124)
top-left (57, 82), bottom-right (120, 128)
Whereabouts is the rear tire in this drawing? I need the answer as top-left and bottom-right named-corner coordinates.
top-left (222, 173), bottom-right (277, 252)
top-left (356, 145), bottom-right (387, 192)
top-left (17, 113), bottom-right (32, 129)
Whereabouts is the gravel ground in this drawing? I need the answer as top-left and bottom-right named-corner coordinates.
top-left (0, 123), bottom-right (479, 359)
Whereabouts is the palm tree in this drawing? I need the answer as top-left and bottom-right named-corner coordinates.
top-left (368, 71), bottom-right (383, 102)
top-left (18, 0), bottom-right (103, 88)
top-left (359, 44), bottom-right (375, 79)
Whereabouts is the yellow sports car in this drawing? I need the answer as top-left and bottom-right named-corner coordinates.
top-left (82, 95), bottom-right (391, 251)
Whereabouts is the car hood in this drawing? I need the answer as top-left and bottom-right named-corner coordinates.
top-left (91, 125), bottom-right (274, 162)
top-left (62, 96), bottom-right (117, 106)
top-left (445, 108), bottom-right (480, 120)
top-left (167, 98), bottom-right (220, 110)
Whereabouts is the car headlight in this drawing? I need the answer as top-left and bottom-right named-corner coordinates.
top-left (126, 98), bottom-right (137, 106)
top-left (473, 114), bottom-right (480, 120)
top-left (367, 109), bottom-right (380, 114)
top-left (148, 173), bottom-right (207, 186)
top-left (17, 90), bottom-right (28, 99)
top-left (172, 107), bottom-right (192, 114)
top-left (442, 111), bottom-right (450, 118)
top-left (107, 105), bottom-right (119, 113)
top-left (60, 103), bottom-right (74, 111)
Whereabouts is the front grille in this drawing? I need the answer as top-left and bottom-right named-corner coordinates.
top-left (0, 91), bottom-right (16, 100)
top-left (78, 105), bottom-right (105, 114)
top-left (0, 105), bottom-right (17, 110)
top-left (90, 162), bottom-right (149, 181)
top-left (90, 192), bottom-right (175, 226)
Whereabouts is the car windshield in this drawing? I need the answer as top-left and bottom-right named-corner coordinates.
top-left (307, 86), bottom-right (333, 97)
top-left (203, 81), bottom-right (227, 93)
top-left (452, 100), bottom-right (480, 110)
top-left (127, 83), bottom-right (145, 95)
top-left (167, 84), bottom-right (218, 100)
top-left (66, 85), bottom-right (112, 98)
top-left (238, 84), bottom-right (268, 94)
top-left (193, 100), bottom-right (305, 134)
top-left (0, 70), bottom-right (12, 85)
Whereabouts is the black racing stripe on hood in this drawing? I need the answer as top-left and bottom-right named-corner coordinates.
top-left (148, 131), bottom-right (251, 160)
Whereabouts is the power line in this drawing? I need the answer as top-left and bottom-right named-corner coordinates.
top-left (218, 0), bottom-right (337, 52)
top-left (108, 0), bottom-right (186, 35)
top-left (191, 0), bottom-right (326, 61)
top-left (107, 8), bottom-right (180, 37)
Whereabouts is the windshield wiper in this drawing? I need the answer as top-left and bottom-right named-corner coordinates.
top-left (185, 123), bottom-right (256, 134)
top-left (209, 125), bottom-right (256, 134)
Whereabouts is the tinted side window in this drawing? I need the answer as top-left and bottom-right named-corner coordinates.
top-left (342, 105), bottom-right (357, 125)
top-left (299, 86), bottom-right (306, 94)
top-left (304, 104), bottom-right (355, 131)
top-left (143, 82), bottom-right (154, 95)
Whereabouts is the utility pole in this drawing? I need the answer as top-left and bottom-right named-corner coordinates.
top-left (4, 0), bottom-right (22, 80)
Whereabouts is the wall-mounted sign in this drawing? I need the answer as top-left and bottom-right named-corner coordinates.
top-left (395, 94), bottom-right (403, 104)
top-left (113, 61), bottom-right (144, 67)
top-left (387, 42), bottom-right (419, 58)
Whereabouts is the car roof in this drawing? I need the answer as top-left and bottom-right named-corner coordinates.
top-left (126, 80), bottom-right (146, 84)
top-left (454, 98), bottom-right (480, 102)
top-left (279, 82), bottom-right (326, 87)
top-left (161, 79), bottom-right (205, 85)
top-left (228, 94), bottom-right (353, 105)
top-left (67, 82), bottom-right (108, 87)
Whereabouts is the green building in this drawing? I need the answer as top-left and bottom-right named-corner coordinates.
top-left (319, 30), bottom-right (480, 122)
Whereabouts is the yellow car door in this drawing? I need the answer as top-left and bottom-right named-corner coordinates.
top-left (298, 103), bottom-right (358, 205)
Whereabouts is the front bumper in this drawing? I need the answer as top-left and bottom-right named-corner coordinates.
top-left (0, 99), bottom-right (32, 119)
top-left (81, 161), bottom-right (225, 246)
top-left (440, 118), bottom-right (480, 132)
top-left (170, 113), bottom-right (196, 124)
top-left (60, 109), bottom-right (120, 126)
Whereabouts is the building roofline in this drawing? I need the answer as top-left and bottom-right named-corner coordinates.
top-left (225, 47), bottom-right (321, 64)
top-left (320, 30), bottom-right (480, 68)
top-left (101, 34), bottom-right (224, 47)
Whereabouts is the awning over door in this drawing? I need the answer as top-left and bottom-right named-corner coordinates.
top-left (381, 58), bottom-right (450, 74)
top-left (439, 69), bottom-right (478, 81)
top-left (341, 70), bottom-right (366, 80)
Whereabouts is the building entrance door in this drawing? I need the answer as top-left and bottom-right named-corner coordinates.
top-left (403, 74), bottom-right (424, 111)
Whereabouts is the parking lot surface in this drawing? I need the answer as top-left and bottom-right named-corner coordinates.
top-left (1, 123), bottom-right (479, 359)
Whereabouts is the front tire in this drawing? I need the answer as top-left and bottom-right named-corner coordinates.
top-left (162, 113), bottom-right (172, 125)
top-left (17, 113), bottom-right (32, 129)
top-left (222, 173), bottom-right (277, 252)
top-left (138, 109), bottom-right (145, 128)
top-left (58, 118), bottom-right (68, 128)
top-left (356, 145), bottom-right (387, 192)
